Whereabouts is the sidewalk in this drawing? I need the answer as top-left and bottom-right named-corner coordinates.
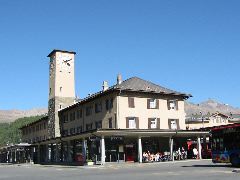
top-left (3, 159), bottom-right (212, 169)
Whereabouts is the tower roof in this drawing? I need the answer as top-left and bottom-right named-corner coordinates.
top-left (47, 49), bottom-right (76, 57)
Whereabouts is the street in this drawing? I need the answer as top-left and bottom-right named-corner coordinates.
top-left (0, 160), bottom-right (239, 180)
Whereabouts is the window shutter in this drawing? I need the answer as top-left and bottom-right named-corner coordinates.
top-left (168, 119), bottom-right (171, 129)
top-left (147, 99), bottom-right (150, 109)
top-left (167, 100), bottom-right (171, 110)
top-left (136, 117), bottom-right (139, 129)
top-left (126, 118), bottom-right (129, 128)
top-left (176, 119), bottom-right (180, 129)
top-left (148, 118), bottom-right (151, 129)
top-left (157, 118), bottom-right (160, 129)
top-left (176, 100), bottom-right (179, 110)
top-left (132, 98), bottom-right (135, 108)
top-left (128, 97), bottom-right (135, 108)
top-left (156, 99), bottom-right (159, 109)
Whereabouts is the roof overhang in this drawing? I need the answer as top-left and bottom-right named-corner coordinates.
top-left (47, 49), bottom-right (76, 57)
top-left (95, 129), bottom-right (209, 138)
top-left (33, 129), bottom-right (210, 145)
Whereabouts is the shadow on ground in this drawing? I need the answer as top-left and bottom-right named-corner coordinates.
top-left (181, 164), bottom-right (233, 168)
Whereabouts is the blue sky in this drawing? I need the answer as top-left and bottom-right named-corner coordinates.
top-left (0, 0), bottom-right (239, 109)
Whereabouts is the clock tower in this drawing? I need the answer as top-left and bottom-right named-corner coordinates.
top-left (47, 49), bottom-right (76, 138)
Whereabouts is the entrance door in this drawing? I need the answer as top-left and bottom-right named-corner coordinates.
top-left (125, 145), bottom-right (135, 162)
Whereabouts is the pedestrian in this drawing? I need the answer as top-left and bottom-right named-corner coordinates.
top-left (193, 147), bottom-right (198, 159)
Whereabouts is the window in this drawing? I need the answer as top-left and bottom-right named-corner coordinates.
top-left (60, 86), bottom-right (62, 92)
top-left (105, 99), bottom-right (109, 110)
top-left (216, 117), bottom-right (221, 123)
top-left (149, 118), bottom-right (157, 129)
top-left (126, 117), bottom-right (139, 129)
top-left (109, 118), bottom-right (113, 128)
top-left (63, 130), bottom-right (68, 136)
top-left (129, 118), bottom-right (136, 129)
top-left (70, 112), bottom-right (76, 121)
top-left (86, 106), bottom-right (93, 116)
top-left (168, 100), bottom-right (178, 110)
top-left (150, 99), bottom-right (156, 108)
top-left (168, 119), bottom-right (179, 130)
top-left (110, 98), bottom-right (113, 109)
top-left (106, 98), bottom-right (113, 110)
top-left (95, 121), bottom-right (102, 129)
top-left (77, 109), bottom-right (83, 119)
top-left (73, 112), bottom-right (76, 120)
top-left (95, 102), bottom-right (102, 113)
top-left (147, 99), bottom-right (159, 109)
top-left (63, 114), bottom-right (69, 123)
top-left (128, 97), bottom-right (135, 108)
top-left (76, 126), bottom-right (82, 134)
top-left (86, 123), bottom-right (93, 131)
top-left (79, 109), bottom-right (83, 118)
top-left (70, 128), bottom-right (76, 135)
top-left (59, 105), bottom-right (62, 109)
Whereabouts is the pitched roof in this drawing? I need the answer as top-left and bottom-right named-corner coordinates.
top-left (60, 76), bottom-right (191, 112)
top-left (19, 116), bottom-right (48, 129)
top-left (231, 114), bottom-right (240, 119)
top-left (113, 77), bottom-right (191, 96)
top-left (210, 112), bottom-right (230, 118)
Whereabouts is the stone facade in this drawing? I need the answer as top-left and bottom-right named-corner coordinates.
top-left (47, 50), bottom-right (76, 138)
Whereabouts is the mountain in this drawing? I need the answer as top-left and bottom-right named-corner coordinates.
top-left (185, 99), bottom-right (240, 116)
top-left (0, 108), bottom-right (47, 123)
top-left (0, 99), bottom-right (239, 123)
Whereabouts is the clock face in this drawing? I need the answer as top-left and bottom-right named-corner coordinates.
top-left (59, 54), bottom-right (73, 72)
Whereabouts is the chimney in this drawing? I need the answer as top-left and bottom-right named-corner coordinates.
top-left (117, 74), bottom-right (122, 85)
top-left (102, 81), bottom-right (109, 91)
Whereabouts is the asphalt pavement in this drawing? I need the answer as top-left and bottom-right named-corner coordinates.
top-left (0, 159), bottom-right (239, 180)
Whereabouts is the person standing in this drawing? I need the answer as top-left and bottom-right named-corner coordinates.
top-left (193, 147), bottom-right (198, 159)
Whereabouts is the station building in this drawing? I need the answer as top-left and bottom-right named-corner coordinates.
top-left (3, 50), bottom-right (209, 165)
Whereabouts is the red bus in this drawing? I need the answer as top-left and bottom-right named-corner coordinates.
top-left (211, 123), bottom-right (240, 167)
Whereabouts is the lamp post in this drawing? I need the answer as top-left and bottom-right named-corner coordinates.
top-left (200, 111), bottom-right (204, 128)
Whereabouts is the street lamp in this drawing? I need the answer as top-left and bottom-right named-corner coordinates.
top-left (200, 111), bottom-right (204, 128)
